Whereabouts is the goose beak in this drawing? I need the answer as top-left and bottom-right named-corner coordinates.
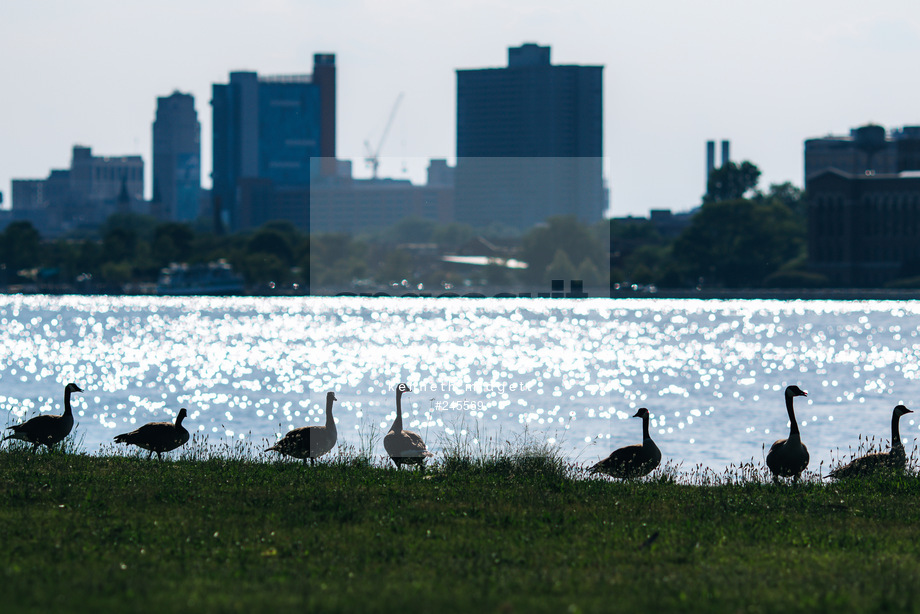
top-left (906, 408), bottom-right (914, 414)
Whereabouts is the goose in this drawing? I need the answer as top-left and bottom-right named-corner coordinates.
top-left (384, 383), bottom-right (432, 468)
top-left (3, 383), bottom-right (82, 451)
top-left (114, 407), bottom-right (190, 460)
top-left (828, 405), bottom-right (914, 479)
top-left (588, 407), bottom-right (661, 479)
top-left (766, 385), bottom-right (809, 483)
top-left (266, 392), bottom-right (337, 465)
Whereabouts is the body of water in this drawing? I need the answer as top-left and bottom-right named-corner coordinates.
top-left (1, 295), bottom-right (918, 473)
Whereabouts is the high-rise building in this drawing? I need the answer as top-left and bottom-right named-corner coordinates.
top-left (211, 53), bottom-right (336, 232)
top-left (152, 91), bottom-right (201, 222)
top-left (454, 43), bottom-right (605, 230)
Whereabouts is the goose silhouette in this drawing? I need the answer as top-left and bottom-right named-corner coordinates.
top-left (589, 407), bottom-right (661, 479)
top-left (828, 405), bottom-right (913, 479)
top-left (766, 385), bottom-right (809, 483)
top-left (384, 383), bottom-right (432, 468)
top-left (114, 407), bottom-right (190, 460)
top-left (3, 383), bottom-right (82, 451)
top-left (266, 392), bottom-right (338, 465)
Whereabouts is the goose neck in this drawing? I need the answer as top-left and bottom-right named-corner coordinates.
top-left (394, 390), bottom-right (405, 431)
top-left (786, 393), bottom-right (800, 435)
top-left (64, 388), bottom-right (74, 417)
top-left (641, 413), bottom-right (651, 442)
top-left (325, 397), bottom-right (336, 428)
top-left (892, 412), bottom-right (904, 450)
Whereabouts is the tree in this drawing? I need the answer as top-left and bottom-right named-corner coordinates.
top-left (431, 222), bottom-right (475, 250)
top-left (102, 227), bottom-right (138, 263)
top-left (0, 221), bottom-right (41, 276)
top-left (671, 198), bottom-right (805, 288)
top-left (241, 253), bottom-right (290, 286)
top-left (247, 227), bottom-right (294, 266)
top-left (623, 244), bottom-right (670, 285)
top-left (545, 249), bottom-right (577, 284)
top-left (377, 248), bottom-right (413, 284)
top-left (757, 182), bottom-right (806, 218)
top-left (520, 216), bottom-right (605, 284)
top-left (704, 161), bottom-right (762, 203)
top-left (101, 212), bottom-right (158, 242)
top-left (576, 257), bottom-right (602, 286)
top-left (152, 222), bottom-right (194, 265)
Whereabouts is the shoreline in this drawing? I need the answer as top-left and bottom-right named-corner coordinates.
top-left (4, 284), bottom-right (920, 301)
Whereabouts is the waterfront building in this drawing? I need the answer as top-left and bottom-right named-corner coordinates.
top-left (804, 124), bottom-right (920, 181)
top-left (211, 53), bottom-right (335, 232)
top-left (454, 44), bottom-right (605, 230)
top-left (152, 91), bottom-right (201, 222)
top-left (807, 169), bottom-right (920, 286)
top-left (310, 159), bottom-right (454, 234)
top-left (10, 145), bottom-right (143, 236)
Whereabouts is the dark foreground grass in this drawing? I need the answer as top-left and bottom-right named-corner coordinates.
top-left (4, 448), bottom-right (920, 613)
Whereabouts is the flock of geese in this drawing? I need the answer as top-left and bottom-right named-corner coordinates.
top-left (2, 382), bottom-right (914, 482)
top-left (587, 384), bottom-right (914, 483)
top-left (2, 381), bottom-right (433, 469)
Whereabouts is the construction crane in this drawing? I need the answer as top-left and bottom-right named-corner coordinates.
top-left (364, 92), bottom-right (404, 179)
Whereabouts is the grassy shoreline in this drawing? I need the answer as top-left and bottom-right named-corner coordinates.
top-left (4, 446), bottom-right (920, 613)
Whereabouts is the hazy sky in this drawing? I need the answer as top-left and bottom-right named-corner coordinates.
top-left (3, 1), bottom-right (920, 218)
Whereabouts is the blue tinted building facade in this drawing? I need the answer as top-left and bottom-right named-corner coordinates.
top-left (212, 54), bottom-right (335, 231)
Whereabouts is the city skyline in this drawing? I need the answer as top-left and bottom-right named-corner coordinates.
top-left (3, 1), bottom-right (920, 218)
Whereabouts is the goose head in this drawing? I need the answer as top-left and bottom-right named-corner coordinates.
top-left (327, 391), bottom-right (338, 403)
top-left (66, 383), bottom-right (83, 394)
top-left (396, 383), bottom-right (411, 395)
top-left (177, 408), bottom-right (188, 421)
top-left (633, 407), bottom-right (650, 419)
top-left (785, 385), bottom-right (807, 398)
top-left (895, 404), bottom-right (913, 418)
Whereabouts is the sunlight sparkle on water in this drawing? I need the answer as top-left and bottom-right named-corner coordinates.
top-left (2, 296), bottom-right (920, 470)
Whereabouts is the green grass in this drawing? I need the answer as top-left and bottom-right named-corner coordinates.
top-left (4, 442), bottom-right (920, 613)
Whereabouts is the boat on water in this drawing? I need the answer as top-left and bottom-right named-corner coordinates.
top-left (156, 260), bottom-right (245, 296)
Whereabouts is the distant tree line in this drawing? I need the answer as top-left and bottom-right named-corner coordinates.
top-left (0, 213), bottom-right (611, 293)
top-left (611, 161), bottom-right (829, 290)
top-left (0, 161), bottom-right (859, 292)
top-left (0, 215), bottom-right (311, 291)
